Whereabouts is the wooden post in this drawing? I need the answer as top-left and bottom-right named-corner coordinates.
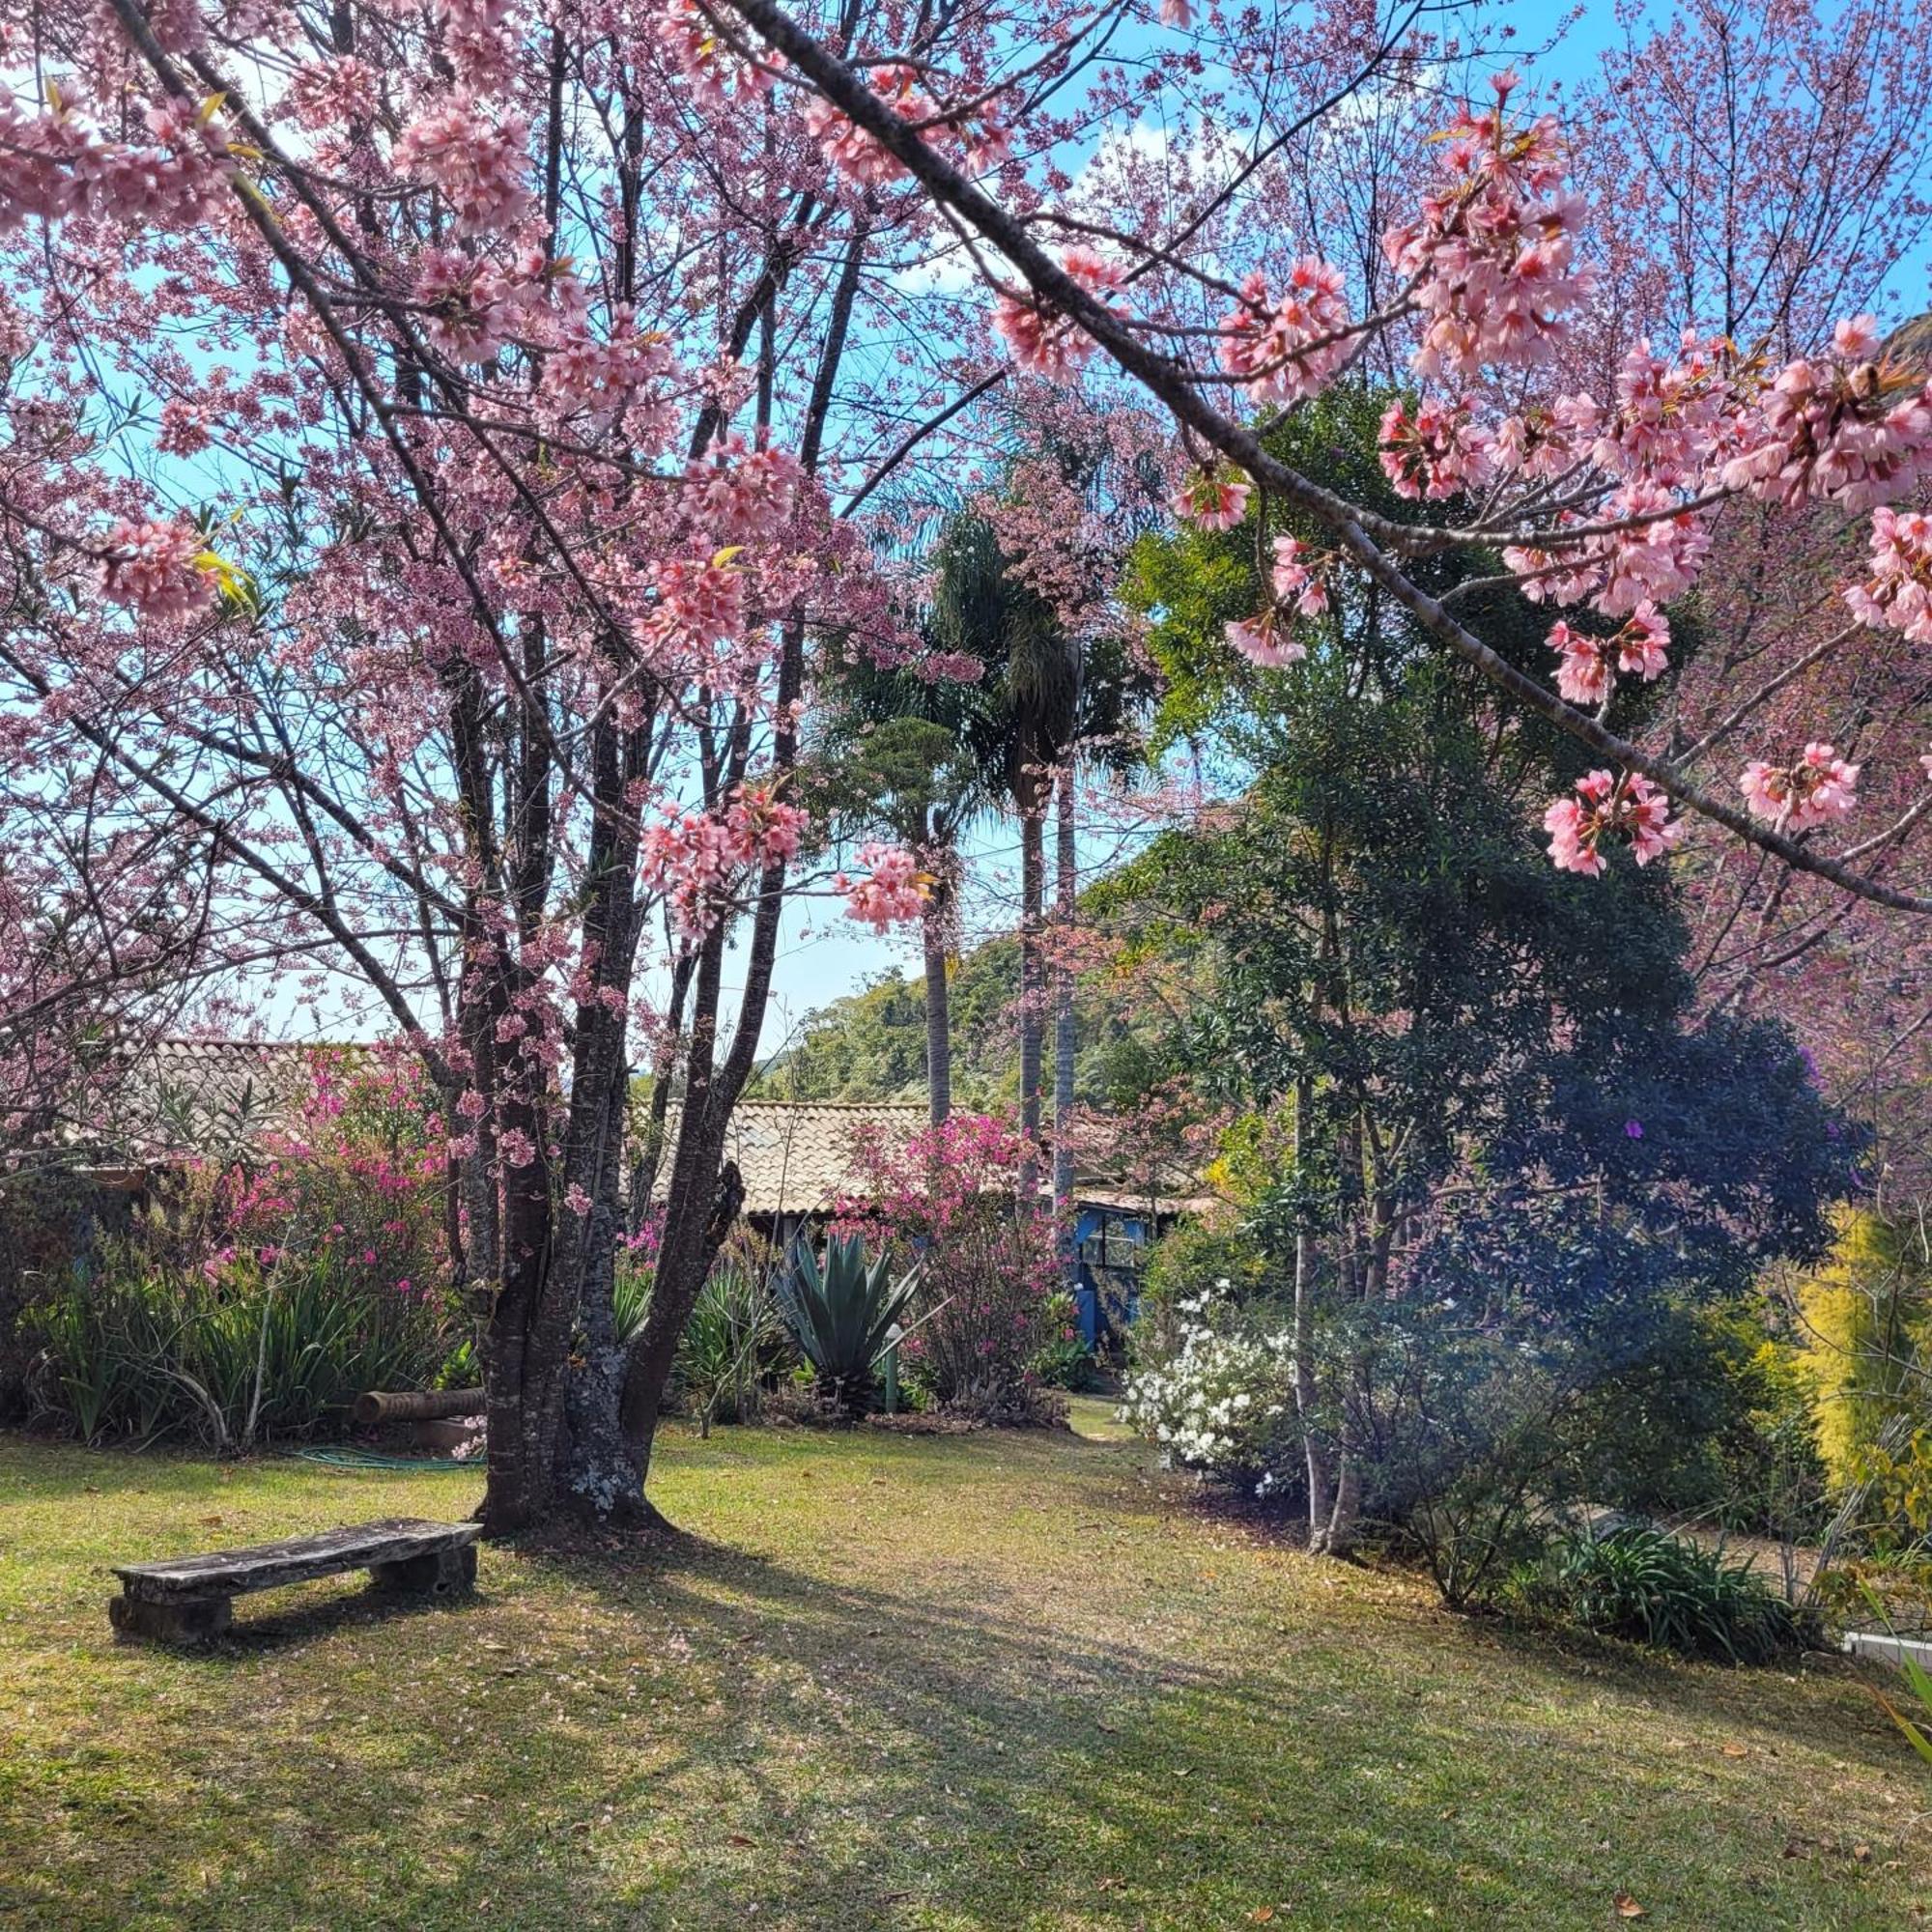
top-left (370, 1545), bottom-right (478, 1595)
top-left (109, 1594), bottom-right (233, 1644)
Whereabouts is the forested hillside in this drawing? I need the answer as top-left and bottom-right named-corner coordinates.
top-left (751, 934), bottom-right (1140, 1109)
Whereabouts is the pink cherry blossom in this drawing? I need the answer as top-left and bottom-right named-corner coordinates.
top-left (1544, 769), bottom-right (1680, 875)
top-left (802, 65), bottom-right (937, 186)
top-left (1218, 259), bottom-right (1352, 404)
top-left (1381, 72), bottom-right (1592, 380)
top-left (1225, 610), bottom-right (1307, 668)
top-left (1545, 621), bottom-right (1612, 706)
top-left (1739, 743), bottom-right (1861, 832)
top-left (393, 96), bottom-right (533, 235)
top-left (1844, 506), bottom-right (1932, 645)
top-left (1378, 398), bottom-right (1494, 500)
top-left (1720, 318), bottom-right (1932, 512)
top-left (99, 519), bottom-right (214, 623)
top-left (839, 842), bottom-right (926, 930)
top-left (1267, 533), bottom-right (1329, 616)
top-left (1173, 470), bottom-right (1251, 531)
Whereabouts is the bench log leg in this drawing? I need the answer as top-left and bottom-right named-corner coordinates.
top-left (110, 1592), bottom-right (233, 1644)
top-left (369, 1544), bottom-right (477, 1597)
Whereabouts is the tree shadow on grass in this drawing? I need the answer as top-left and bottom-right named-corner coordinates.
top-left (106, 1576), bottom-right (490, 1656)
top-left (8, 1437), bottom-right (1926, 1931)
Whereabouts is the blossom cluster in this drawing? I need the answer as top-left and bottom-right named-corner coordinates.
top-left (0, 92), bottom-right (232, 235)
top-left (1721, 315), bottom-right (1932, 512)
top-left (655, 0), bottom-right (774, 110)
top-left (640, 783), bottom-right (812, 936)
top-left (1380, 71), bottom-right (1592, 380)
top-left (1222, 534), bottom-right (1330, 668)
top-left (1378, 398), bottom-right (1494, 500)
top-left (1845, 506), bottom-right (1932, 645)
top-left (393, 95), bottom-right (533, 236)
top-left (838, 841), bottom-right (926, 930)
top-left (802, 57), bottom-right (1009, 187)
top-left (99, 519), bottom-right (218, 624)
top-left (201, 1051), bottom-right (452, 1305)
top-left (991, 247), bottom-right (1122, 380)
top-left (1543, 769), bottom-right (1680, 875)
top-left (1504, 486), bottom-right (1712, 619)
top-left (1544, 606), bottom-right (1670, 707)
top-left (1171, 469), bottom-right (1251, 531)
top-left (1739, 743), bottom-right (1861, 832)
top-left (1218, 259), bottom-right (1353, 404)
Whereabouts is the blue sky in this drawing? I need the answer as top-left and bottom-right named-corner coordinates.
top-left (225, 0), bottom-right (1928, 1059)
top-left (747, 1), bottom-right (1686, 1054)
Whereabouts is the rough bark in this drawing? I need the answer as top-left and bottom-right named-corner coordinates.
top-left (1052, 765), bottom-right (1078, 1235)
top-left (1017, 804), bottom-right (1045, 1201)
top-left (922, 876), bottom-right (952, 1127)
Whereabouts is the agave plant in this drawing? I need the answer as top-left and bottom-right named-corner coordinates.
top-left (775, 1233), bottom-right (920, 1411)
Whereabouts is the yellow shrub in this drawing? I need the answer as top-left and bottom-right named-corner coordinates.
top-left (1793, 1207), bottom-right (1932, 1487)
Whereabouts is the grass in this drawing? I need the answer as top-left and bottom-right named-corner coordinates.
top-left (0, 1399), bottom-right (1926, 1931)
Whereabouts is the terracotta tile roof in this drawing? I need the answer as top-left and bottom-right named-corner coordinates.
top-left (109, 1039), bottom-right (351, 1156)
top-left (649, 1101), bottom-right (1214, 1220)
top-left (652, 1100), bottom-right (926, 1217)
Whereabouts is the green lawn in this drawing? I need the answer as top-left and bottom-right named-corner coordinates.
top-left (0, 1402), bottom-right (1924, 1930)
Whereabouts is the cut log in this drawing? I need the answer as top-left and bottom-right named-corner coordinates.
top-left (353, 1387), bottom-right (486, 1426)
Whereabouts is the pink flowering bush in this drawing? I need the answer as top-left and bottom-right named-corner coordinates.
top-left (27, 1052), bottom-right (458, 1448)
top-left (840, 1111), bottom-right (1062, 1418)
top-left (204, 1051), bottom-right (455, 1302)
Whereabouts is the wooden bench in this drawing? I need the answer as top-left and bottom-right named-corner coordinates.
top-left (110, 1517), bottom-right (481, 1643)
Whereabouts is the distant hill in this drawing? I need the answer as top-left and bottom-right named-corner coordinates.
top-left (750, 932), bottom-right (1142, 1110)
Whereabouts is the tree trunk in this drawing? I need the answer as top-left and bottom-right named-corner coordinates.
top-left (1017, 803), bottom-right (1045, 1201)
top-left (1323, 1452), bottom-right (1361, 1556)
top-left (1291, 1071), bottom-right (1335, 1549)
top-left (923, 871), bottom-right (952, 1127)
top-left (1052, 766), bottom-right (1077, 1211)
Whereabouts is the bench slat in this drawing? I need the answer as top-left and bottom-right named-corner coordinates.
top-left (113, 1518), bottom-right (480, 1600)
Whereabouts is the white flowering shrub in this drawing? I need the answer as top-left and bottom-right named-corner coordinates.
top-left (1118, 1284), bottom-right (1297, 1492)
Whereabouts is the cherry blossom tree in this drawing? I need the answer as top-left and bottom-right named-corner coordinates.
top-left (1564, 0), bottom-right (1932, 1202)
top-left (0, 0), bottom-right (952, 1528)
top-left (5, 0), bottom-right (1932, 1534)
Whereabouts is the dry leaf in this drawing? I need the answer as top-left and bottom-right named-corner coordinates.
top-left (1613, 1892), bottom-right (1648, 1919)
top-left (1249, 1911), bottom-right (1275, 1924)
top-left (1853, 1844), bottom-right (1872, 1863)
top-left (727, 1833), bottom-right (755, 1847)
top-left (1720, 1742), bottom-right (1749, 1758)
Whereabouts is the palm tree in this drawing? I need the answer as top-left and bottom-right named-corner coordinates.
top-left (1044, 624), bottom-right (1156, 1216)
top-left (929, 510), bottom-right (1083, 1196)
top-left (807, 592), bottom-right (994, 1126)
